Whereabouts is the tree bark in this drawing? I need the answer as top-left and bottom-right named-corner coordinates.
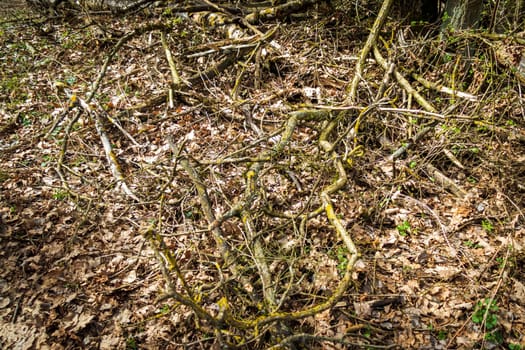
top-left (441, 0), bottom-right (483, 31)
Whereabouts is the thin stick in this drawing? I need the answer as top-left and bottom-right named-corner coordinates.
top-left (346, 0), bottom-right (394, 101)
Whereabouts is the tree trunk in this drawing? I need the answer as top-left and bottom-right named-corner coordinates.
top-left (441, 0), bottom-right (483, 31)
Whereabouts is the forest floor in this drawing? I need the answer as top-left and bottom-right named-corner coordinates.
top-left (1, 2), bottom-right (525, 349)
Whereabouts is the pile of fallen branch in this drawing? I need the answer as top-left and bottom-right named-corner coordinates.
top-left (30, 0), bottom-right (525, 347)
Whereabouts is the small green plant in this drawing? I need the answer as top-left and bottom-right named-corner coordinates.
top-left (410, 20), bottom-right (428, 26)
top-left (65, 76), bottom-right (76, 85)
top-left (509, 343), bottom-right (522, 350)
top-left (451, 145), bottom-right (462, 155)
top-left (428, 323), bottom-right (447, 340)
top-left (485, 330), bottom-right (503, 344)
top-left (481, 219), bottom-right (494, 233)
top-left (437, 330), bottom-right (447, 341)
top-left (467, 176), bottom-right (478, 184)
top-left (409, 160), bottom-right (417, 169)
top-left (495, 256), bottom-right (506, 269)
top-left (157, 304), bottom-right (171, 314)
top-left (362, 325), bottom-right (371, 338)
top-left (477, 125), bottom-right (488, 132)
top-left (441, 11), bottom-right (451, 23)
top-left (52, 189), bottom-right (68, 200)
top-left (464, 240), bottom-right (481, 249)
top-left (440, 124), bottom-right (460, 134)
top-left (19, 115), bottom-right (31, 126)
top-left (336, 246), bottom-right (348, 276)
top-left (126, 337), bottom-right (138, 350)
top-left (396, 221), bottom-right (411, 236)
top-left (472, 298), bottom-right (498, 330)
top-left (171, 16), bottom-right (183, 25)
top-left (41, 155), bottom-right (52, 167)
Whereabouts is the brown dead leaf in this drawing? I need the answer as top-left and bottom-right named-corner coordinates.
top-left (511, 278), bottom-right (525, 304)
top-left (424, 265), bottom-right (461, 281)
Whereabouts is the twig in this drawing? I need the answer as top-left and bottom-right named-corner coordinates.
top-left (411, 73), bottom-right (478, 102)
top-left (373, 45), bottom-right (437, 113)
top-left (346, 0), bottom-right (394, 101)
top-left (425, 163), bottom-right (467, 198)
top-left (76, 96), bottom-right (140, 201)
top-left (161, 30), bottom-right (183, 89)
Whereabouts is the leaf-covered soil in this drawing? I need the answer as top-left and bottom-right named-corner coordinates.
top-left (1, 1), bottom-right (525, 349)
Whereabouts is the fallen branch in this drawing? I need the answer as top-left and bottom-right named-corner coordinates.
top-left (411, 73), bottom-right (478, 102)
top-left (76, 96), bottom-right (140, 201)
top-left (346, 0), bottom-right (394, 101)
top-left (373, 44), bottom-right (437, 113)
